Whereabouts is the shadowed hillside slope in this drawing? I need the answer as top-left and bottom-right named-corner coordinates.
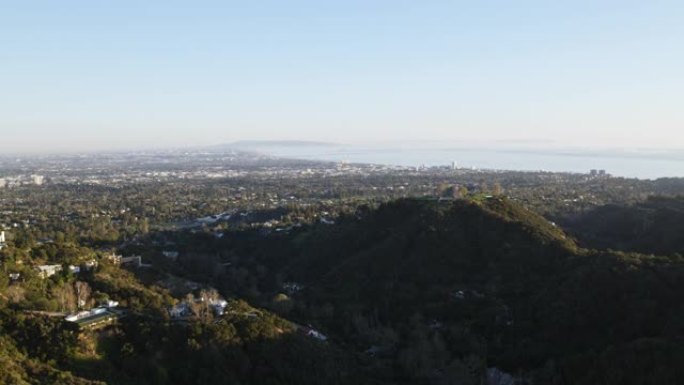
top-left (562, 196), bottom-right (684, 256)
top-left (274, 198), bottom-right (684, 384)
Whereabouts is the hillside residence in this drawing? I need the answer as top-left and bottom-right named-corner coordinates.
top-left (37, 264), bottom-right (63, 278)
top-left (121, 255), bottom-right (142, 267)
top-left (210, 299), bottom-right (228, 316)
top-left (65, 307), bottom-right (121, 329)
top-left (83, 259), bottom-right (98, 270)
top-left (169, 303), bottom-right (191, 318)
top-left (162, 251), bottom-right (179, 260)
top-left (168, 297), bottom-right (229, 319)
top-left (100, 300), bottom-right (119, 308)
top-left (301, 326), bottom-right (328, 341)
top-left (106, 254), bottom-right (123, 264)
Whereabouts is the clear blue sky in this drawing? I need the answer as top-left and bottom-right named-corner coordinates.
top-left (1, 1), bottom-right (683, 153)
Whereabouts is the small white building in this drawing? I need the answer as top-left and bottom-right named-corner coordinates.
top-left (101, 300), bottom-right (119, 308)
top-left (302, 326), bottom-right (328, 341)
top-left (162, 251), bottom-right (179, 260)
top-left (106, 254), bottom-right (122, 264)
top-left (83, 259), bottom-right (98, 271)
top-left (209, 299), bottom-right (228, 316)
top-left (37, 264), bottom-right (63, 278)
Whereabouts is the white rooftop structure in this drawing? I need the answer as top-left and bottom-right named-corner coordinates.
top-left (37, 264), bottom-right (63, 278)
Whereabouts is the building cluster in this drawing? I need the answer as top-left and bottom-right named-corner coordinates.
top-left (168, 296), bottom-right (229, 319)
top-left (0, 175), bottom-right (45, 188)
top-left (0, 150), bottom-right (429, 189)
top-left (35, 259), bottom-right (98, 279)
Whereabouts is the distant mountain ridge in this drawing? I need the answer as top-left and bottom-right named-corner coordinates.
top-left (225, 140), bottom-right (340, 149)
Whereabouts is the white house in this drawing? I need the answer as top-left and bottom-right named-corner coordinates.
top-left (65, 311), bottom-right (94, 322)
top-left (37, 265), bottom-right (63, 278)
top-left (101, 300), bottom-right (119, 308)
top-left (209, 299), bottom-right (228, 316)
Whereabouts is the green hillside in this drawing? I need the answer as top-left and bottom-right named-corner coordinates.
top-left (2, 197), bottom-right (683, 384)
top-left (271, 198), bottom-right (684, 384)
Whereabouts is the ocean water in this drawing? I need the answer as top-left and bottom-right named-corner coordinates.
top-left (256, 144), bottom-right (684, 180)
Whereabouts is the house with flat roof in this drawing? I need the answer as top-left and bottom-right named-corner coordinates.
top-left (37, 264), bottom-right (62, 278)
top-left (65, 307), bottom-right (123, 329)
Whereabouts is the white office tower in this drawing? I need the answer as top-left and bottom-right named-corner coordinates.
top-left (32, 175), bottom-right (45, 185)
top-left (0, 231), bottom-right (5, 243)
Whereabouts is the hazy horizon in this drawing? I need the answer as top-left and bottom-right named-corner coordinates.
top-left (3, 138), bottom-right (684, 158)
top-left (2, 1), bottom-right (683, 153)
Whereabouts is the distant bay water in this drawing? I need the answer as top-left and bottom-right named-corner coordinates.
top-left (248, 143), bottom-right (684, 180)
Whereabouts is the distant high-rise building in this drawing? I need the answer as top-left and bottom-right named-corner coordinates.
top-left (31, 175), bottom-right (44, 185)
top-left (589, 169), bottom-right (598, 176)
top-left (451, 161), bottom-right (458, 170)
top-left (0, 231), bottom-right (5, 243)
top-left (598, 170), bottom-right (607, 176)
